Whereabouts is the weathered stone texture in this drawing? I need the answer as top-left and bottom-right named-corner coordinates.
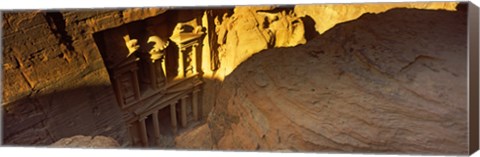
top-left (199, 3), bottom-right (459, 120)
top-left (2, 3), bottom-right (469, 153)
top-left (50, 135), bottom-right (120, 148)
top-left (2, 9), bottom-right (166, 146)
top-left (207, 8), bottom-right (468, 154)
top-left (175, 124), bottom-right (214, 150)
top-left (210, 6), bottom-right (307, 78)
top-left (205, 2), bottom-right (459, 82)
top-left (293, 2), bottom-right (458, 34)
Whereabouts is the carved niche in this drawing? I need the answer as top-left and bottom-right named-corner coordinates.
top-left (170, 24), bottom-right (206, 79)
top-left (99, 26), bottom-right (142, 109)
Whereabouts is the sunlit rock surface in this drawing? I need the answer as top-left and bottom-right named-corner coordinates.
top-left (175, 124), bottom-right (214, 150)
top-left (2, 2), bottom-right (468, 153)
top-left (294, 2), bottom-right (458, 34)
top-left (209, 2), bottom-right (458, 79)
top-left (50, 135), bottom-right (120, 148)
top-left (210, 6), bottom-right (307, 79)
top-left (200, 2), bottom-right (460, 125)
top-left (207, 8), bottom-right (468, 154)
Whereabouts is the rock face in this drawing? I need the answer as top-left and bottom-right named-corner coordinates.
top-left (205, 2), bottom-right (459, 80)
top-left (50, 135), bottom-right (120, 148)
top-left (207, 8), bottom-right (468, 154)
top-left (209, 6), bottom-right (307, 78)
top-left (200, 2), bottom-right (460, 118)
top-left (201, 6), bottom-right (308, 121)
top-left (174, 124), bottom-right (214, 150)
top-left (293, 2), bottom-right (458, 34)
top-left (2, 2), bottom-right (466, 151)
top-left (2, 9), bottom-right (166, 146)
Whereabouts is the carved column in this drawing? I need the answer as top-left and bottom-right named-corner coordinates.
top-left (152, 111), bottom-right (161, 147)
top-left (192, 43), bottom-right (198, 75)
top-left (148, 62), bottom-right (157, 89)
top-left (192, 88), bottom-right (200, 121)
top-left (156, 59), bottom-right (166, 88)
top-left (178, 48), bottom-right (186, 78)
top-left (113, 79), bottom-right (124, 107)
top-left (131, 70), bottom-right (141, 100)
top-left (138, 117), bottom-right (149, 147)
top-left (180, 96), bottom-right (188, 127)
top-left (170, 103), bottom-right (178, 134)
top-left (128, 123), bottom-right (140, 147)
top-left (161, 58), bottom-right (167, 85)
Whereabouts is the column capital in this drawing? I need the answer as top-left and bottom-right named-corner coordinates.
top-left (193, 87), bottom-right (201, 93)
top-left (139, 116), bottom-right (148, 121)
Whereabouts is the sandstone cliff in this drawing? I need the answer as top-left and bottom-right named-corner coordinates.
top-left (2, 8), bottom-right (167, 146)
top-left (2, 2), bottom-right (468, 153)
top-left (294, 2), bottom-right (458, 34)
top-left (206, 8), bottom-right (468, 154)
top-left (207, 2), bottom-right (459, 80)
top-left (50, 135), bottom-right (120, 148)
top-left (198, 3), bottom-right (460, 119)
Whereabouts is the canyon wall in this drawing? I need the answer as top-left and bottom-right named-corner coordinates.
top-left (199, 6), bottom-right (306, 119)
top-left (198, 1), bottom-right (461, 133)
top-left (206, 7), bottom-right (468, 154)
top-left (206, 2), bottom-right (459, 80)
top-left (2, 9), bottom-right (167, 146)
top-left (2, 2), bottom-right (464, 150)
top-left (294, 2), bottom-right (458, 34)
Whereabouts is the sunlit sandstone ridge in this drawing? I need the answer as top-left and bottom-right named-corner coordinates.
top-left (293, 2), bottom-right (458, 34)
top-left (205, 7), bottom-right (468, 153)
top-left (2, 2), bottom-right (464, 153)
top-left (206, 2), bottom-right (458, 81)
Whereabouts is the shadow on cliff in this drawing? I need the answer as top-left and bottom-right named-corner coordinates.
top-left (301, 15), bottom-right (320, 41)
top-left (207, 7), bottom-right (468, 154)
top-left (2, 84), bottom-right (125, 146)
top-left (2, 75), bottom-right (223, 148)
top-left (2, 6), bottom-right (469, 153)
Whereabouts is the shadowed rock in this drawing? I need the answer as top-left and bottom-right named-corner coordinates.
top-left (207, 8), bottom-right (468, 154)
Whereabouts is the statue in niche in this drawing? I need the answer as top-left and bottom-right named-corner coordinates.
top-left (257, 10), bottom-right (306, 47)
top-left (214, 13), bottom-right (232, 65)
top-left (214, 14), bottom-right (229, 46)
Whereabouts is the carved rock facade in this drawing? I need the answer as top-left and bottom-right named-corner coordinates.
top-left (2, 2), bottom-right (464, 153)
